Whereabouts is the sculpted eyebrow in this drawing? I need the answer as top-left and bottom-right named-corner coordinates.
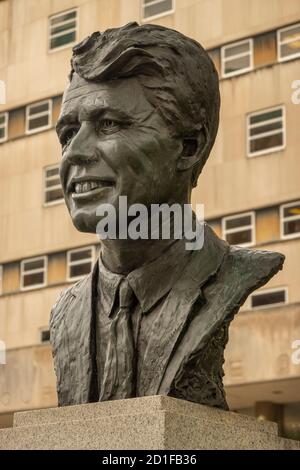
top-left (78, 106), bottom-right (132, 122)
top-left (56, 105), bottom-right (133, 135)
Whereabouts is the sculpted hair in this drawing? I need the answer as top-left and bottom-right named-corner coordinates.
top-left (69, 22), bottom-right (220, 186)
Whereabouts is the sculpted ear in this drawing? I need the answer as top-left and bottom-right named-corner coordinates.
top-left (176, 123), bottom-right (209, 172)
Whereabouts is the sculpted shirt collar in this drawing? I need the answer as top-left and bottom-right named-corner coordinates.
top-left (98, 239), bottom-right (193, 316)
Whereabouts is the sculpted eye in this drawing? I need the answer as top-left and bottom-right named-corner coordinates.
top-left (103, 119), bottom-right (117, 129)
top-left (98, 119), bottom-right (120, 134)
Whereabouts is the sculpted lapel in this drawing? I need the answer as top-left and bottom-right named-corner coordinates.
top-left (158, 236), bottom-right (285, 403)
top-left (138, 225), bottom-right (229, 396)
top-left (50, 263), bottom-right (98, 405)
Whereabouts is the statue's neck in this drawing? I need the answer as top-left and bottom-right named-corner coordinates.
top-left (100, 236), bottom-right (177, 275)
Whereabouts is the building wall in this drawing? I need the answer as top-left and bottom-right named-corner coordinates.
top-left (0, 0), bottom-right (299, 424)
top-left (192, 60), bottom-right (300, 216)
top-left (1, 0), bottom-right (300, 108)
top-left (0, 345), bottom-right (57, 414)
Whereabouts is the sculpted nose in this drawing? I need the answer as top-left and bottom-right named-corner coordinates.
top-left (65, 122), bottom-right (97, 165)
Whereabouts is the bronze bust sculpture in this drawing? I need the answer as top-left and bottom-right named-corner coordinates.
top-left (50, 22), bottom-right (284, 409)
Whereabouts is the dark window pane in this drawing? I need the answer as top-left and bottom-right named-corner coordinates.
top-left (283, 204), bottom-right (300, 218)
top-left (250, 109), bottom-right (282, 125)
top-left (50, 31), bottom-right (76, 49)
top-left (250, 133), bottom-right (283, 153)
top-left (284, 220), bottom-right (300, 236)
top-left (226, 229), bottom-right (252, 245)
top-left (280, 25), bottom-right (300, 42)
top-left (280, 42), bottom-right (300, 58)
top-left (224, 42), bottom-right (250, 58)
top-left (24, 259), bottom-right (45, 271)
top-left (28, 115), bottom-right (49, 130)
top-left (23, 272), bottom-right (44, 287)
top-left (51, 21), bottom-right (76, 35)
top-left (41, 330), bottom-right (50, 342)
top-left (46, 178), bottom-right (60, 188)
top-left (144, 0), bottom-right (173, 18)
top-left (251, 290), bottom-right (286, 308)
top-left (45, 188), bottom-right (63, 203)
top-left (226, 215), bottom-right (252, 230)
top-left (51, 11), bottom-right (76, 26)
top-left (46, 167), bottom-right (59, 178)
top-left (29, 102), bottom-right (49, 116)
top-left (0, 115), bottom-right (6, 125)
top-left (0, 128), bottom-right (5, 139)
top-left (225, 55), bottom-right (250, 74)
top-left (70, 262), bottom-right (92, 278)
top-left (250, 120), bottom-right (282, 137)
top-left (70, 249), bottom-right (92, 262)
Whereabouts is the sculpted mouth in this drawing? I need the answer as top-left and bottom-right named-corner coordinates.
top-left (73, 180), bottom-right (113, 194)
top-left (69, 178), bottom-right (115, 200)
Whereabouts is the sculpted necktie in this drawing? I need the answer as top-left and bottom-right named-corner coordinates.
top-left (99, 278), bottom-right (135, 401)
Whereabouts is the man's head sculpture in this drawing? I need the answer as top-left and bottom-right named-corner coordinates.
top-left (51, 22), bottom-right (284, 409)
top-left (57, 22), bottom-right (220, 232)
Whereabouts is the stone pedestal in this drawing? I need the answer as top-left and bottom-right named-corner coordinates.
top-left (0, 395), bottom-right (299, 450)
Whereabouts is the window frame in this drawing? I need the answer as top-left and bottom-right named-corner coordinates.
top-left (277, 23), bottom-right (300, 63)
top-left (43, 164), bottom-right (64, 207)
top-left (0, 111), bottom-right (8, 143)
top-left (48, 8), bottom-right (79, 53)
top-left (280, 200), bottom-right (300, 240)
top-left (25, 99), bottom-right (52, 135)
top-left (222, 211), bottom-right (256, 247)
top-left (20, 256), bottom-right (48, 291)
top-left (141, 0), bottom-right (175, 23)
top-left (66, 246), bottom-right (95, 282)
top-left (246, 105), bottom-right (286, 158)
top-left (250, 287), bottom-right (288, 311)
top-left (221, 38), bottom-right (254, 78)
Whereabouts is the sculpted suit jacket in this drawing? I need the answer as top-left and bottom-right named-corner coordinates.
top-left (50, 224), bottom-right (284, 409)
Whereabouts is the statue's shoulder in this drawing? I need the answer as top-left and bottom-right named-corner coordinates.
top-left (214, 243), bottom-right (285, 305)
top-left (49, 276), bottom-right (87, 331)
top-left (227, 244), bottom-right (285, 283)
top-left (196, 225), bottom-right (285, 307)
top-left (196, 224), bottom-right (285, 292)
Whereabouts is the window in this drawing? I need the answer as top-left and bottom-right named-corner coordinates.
top-left (40, 328), bottom-right (50, 344)
top-left (26, 100), bottom-right (52, 134)
top-left (20, 256), bottom-right (47, 290)
top-left (280, 201), bottom-right (300, 239)
top-left (0, 112), bottom-right (8, 143)
top-left (247, 106), bottom-right (285, 157)
top-left (67, 246), bottom-right (95, 281)
top-left (49, 9), bottom-right (78, 51)
top-left (250, 287), bottom-right (288, 310)
top-left (44, 165), bottom-right (63, 205)
top-left (0, 265), bottom-right (2, 295)
top-left (277, 23), bottom-right (300, 62)
top-left (222, 212), bottom-right (255, 247)
top-left (141, 0), bottom-right (174, 21)
top-left (221, 39), bottom-right (253, 78)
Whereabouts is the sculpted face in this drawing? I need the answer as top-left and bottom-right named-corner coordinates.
top-left (57, 74), bottom-right (190, 233)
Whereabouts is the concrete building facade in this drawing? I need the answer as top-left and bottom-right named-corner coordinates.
top-left (0, 0), bottom-right (299, 439)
